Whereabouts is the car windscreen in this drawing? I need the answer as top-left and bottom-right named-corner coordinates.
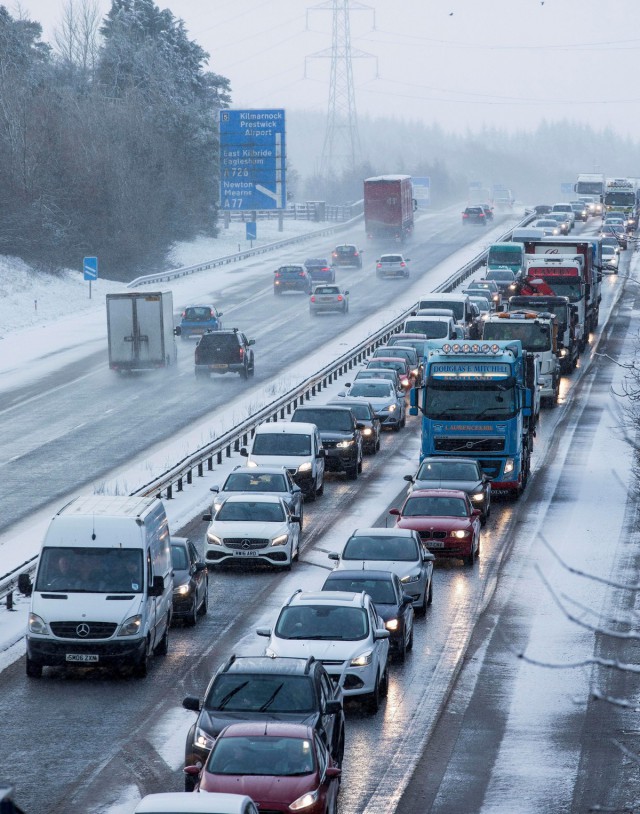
top-left (314, 287), bottom-right (339, 295)
top-left (275, 605), bottom-right (369, 640)
top-left (215, 501), bottom-right (285, 523)
top-left (488, 248), bottom-right (522, 265)
top-left (416, 461), bottom-right (480, 481)
top-left (293, 409), bottom-right (352, 431)
top-left (404, 319), bottom-right (448, 338)
top-left (342, 534), bottom-right (418, 562)
top-left (402, 496), bottom-right (468, 518)
top-left (487, 271), bottom-right (515, 282)
top-left (205, 674), bottom-right (315, 713)
top-left (366, 360), bottom-right (403, 373)
top-left (36, 547), bottom-right (144, 593)
top-left (252, 433), bottom-right (311, 456)
top-left (183, 307), bottom-right (212, 321)
top-left (207, 735), bottom-right (316, 776)
top-left (418, 300), bottom-right (464, 321)
top-left (482, 321), bottom-right (551, 351)
top-left (323, 577), bottom-right (396, 604)
top-left (354, 370), bottom-right (396, 382)
top-left (223, 472), bottom-right (287, 493)
top-left (170, 543), bottom-right (189, 571)
top-left (336, 402), bottom-right (371, 420)
top-left (348, 382), bottom-right (393, 398)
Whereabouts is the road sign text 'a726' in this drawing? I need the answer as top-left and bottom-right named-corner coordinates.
top-left (219, 109), bottom-right (286, 211)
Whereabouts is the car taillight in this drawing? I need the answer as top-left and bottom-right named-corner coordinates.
top-left (400, 262), bottom-right (405, 267)
top-left (479, 213), bottom-right (485, 217)
top-left (239, 348), bottom-right (244, 358)
top-left (377, 263), bottom-right (382, 268)
top-left (354, 252), bottom-right (359, 257)
top-left (181, 310), bottom-right (186, 317)
top-left (310, 295), bottom-right (316, 302)
top-left (337, 295), bottom-right (343, 301)
top-left (275, 272), bottom-right (281, 277)
top-left (299, 272), bottom-right (305, 277)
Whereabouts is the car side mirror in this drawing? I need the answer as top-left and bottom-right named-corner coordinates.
top-left (355, 422), bottom-right (365, 430)
top-left (403, 475), bottom-right (414, 483)
top-left (326, 767), bottom-right (342, 779)
top-left (292, 485), bottom-right (302, 494)
top-left (402, 594), bottom-right (413, 605)
top-left (202, 513), bottom-right (212, 522)
top-left (472, 508), bottom-right (481, 516)
top-left (318, 449), bottom-right (326, 458)
top-left (209, 486), bottom-right (220, 493)
top-left (256, 627), bottom-right (272, 637)
top-left (423, 551), bottom-right (436, 562)
top-left (328, 552), bottom-right (340, 561)
top-left (240, 448), bottom-right (248, 457)
top-left (182, 695), bottom-right (201, 712)
top-left (374, 629), bottom-right (391, 640)
top-left (18, 572), bottom-right (33, 596)
top-left (248, 339), bottom-right (256, 346)
top-left (290, 515), bottom-right (301, 524)
top-left (173, 325), bottom-right (182, 336)
top-left (388, 508), bottom-right (401, 516)
top-left (325, 699), bottom-right (343, 714)
top-left (194, 562), bottom-right (207, 573)
top-left (184, 765), bottom-right (201, 779)
top-left (344, 290), bottom-right (350, 295)
top-left (148, 575), bottom-right (164, 597)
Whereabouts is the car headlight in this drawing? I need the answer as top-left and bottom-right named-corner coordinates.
top-left (471, 492), bottom-right (484, 502)
top-left (118, 614), bottom-right (142, 637)
top-left (247, 460), bottom-right (258, 468)
top-left (401, 573), bottom-right (421, 584)
top-left (174, 584), bottom-right (190, 596)
top-left (207, 533), bottom-right (222, 546)
top-left (298, 462), bottom-right (312, 472)
top-left (350, 650), bottom-right (373, 667)
top-left (412, 368), bottom-right (419, 376)
top-left (451, 530), bottom-right (470, 539)
top-left (385, 618), bottom-right (399, 631)
top-left (559, 348), bottom-right (568, 357)
top-left (362, 427), bottom-right (372, 436)
top-left (271, 534), bottom-right (288, 547)
top-left (290, 789), bottom-right (320, 810)
top-left (504, 459), bottom-right (515, 474)
top-left (265, 647), bottom-right (277, 658)
top-left (336, 439), bottom-right (355, 448)
top-left (492, 294), bottom-right (499, 301)
top-left (194, 726), bottom-right (215, 752)
top-left (387, 404), bottom-right (396, 412)
top-left (28, 613), bottom-right (50, 635)
top-left (213, 501), bottom-right (223, 512)
top-left (400, 377), bottom-right (410, 387)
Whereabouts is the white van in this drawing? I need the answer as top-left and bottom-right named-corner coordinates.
top-left (403, 315), bottom-right (458, 339)
top-left (22, 495), bottom-right (173, 678)
top-left (416, 293), bottom-right (473, 335)
top-left (134, 792), bottom-right (259, 814)
top-left (241, 422), bottom-right (325, 500)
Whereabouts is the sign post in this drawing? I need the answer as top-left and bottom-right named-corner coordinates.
top-left (83, 256), bottom-right (98, 299)
top-left (413, 176), bottom-right (431, 209)
top-left (219, 109), bottom-right (286, 212)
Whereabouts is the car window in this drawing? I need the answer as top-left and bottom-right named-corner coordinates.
top-left (314, 286), bottom-right (339, 295)
top-left (320, 671), bottom-right (334, 702)
top-left (275, 605), bottom-right (369, 640)
top-left (207, 735), bottom-right (315, 776)
top-left (293, 409), bottom-right (353, 431)
top-left (342, 534), bottom-right (418, 562)
top-left (381, 255), bottom-right (403, 263)
top-left (216, 501), bottom-right (285, 523)
top-left (349, 382), bottom-right (393, 398)
top-left (252, 433), bottom-right (311, 456)
top-left (170, 543), bottom-right (189, 571)
top-left (416, 461), bottom-right (480, 480)
top-left (403, 496), bottom-right (468, 517)
top-left (223, 472), bottom-right (287, 493)
top-left (337, 402), bottom-right (371, 420)
top-left (324, 576), bottom-right (396, 604)
top-left (315, 734), bottom-right (327, 776)
top-left (183, 307), bottom-right (213, 320)
top-left (205, 674), bottom-right (315, 713)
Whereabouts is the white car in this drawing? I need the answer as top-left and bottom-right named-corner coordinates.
top-left (134, 792), bottom-right (258, 814)
top-left (375, 253), bottom-right (410, 279)
top-left (601, 245), bottom-right (619, 273)
top-left (202, 494), bottom-right (301, 570)
top-left (328, 527), bottom-right (435, 615)
top-left (257, 590), bottom-right (390, 712)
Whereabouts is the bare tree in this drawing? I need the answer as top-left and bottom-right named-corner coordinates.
top-left (54, 0), bottom-right (101, 79)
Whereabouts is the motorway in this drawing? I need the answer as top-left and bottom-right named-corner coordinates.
top-left (2, 212), bottom-right (637, 814)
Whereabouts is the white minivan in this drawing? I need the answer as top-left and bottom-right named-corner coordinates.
top-left (240, 422), bottom-right (325, 500)
top-left (21, 494), bottom-right (173, 678)
top-left (134, 792), bottom-right (259, 814)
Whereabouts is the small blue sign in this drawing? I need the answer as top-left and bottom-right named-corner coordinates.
top-left (83, 256), bottom-right (98, 281)
top-left (219, 109), bottom-right (286, 211)
top-left (560, 183), bottom-right (574, 195)
top-left (246, 222), bottom-right (257, 241)
top-left (413, 176), bottom-right (431, 209)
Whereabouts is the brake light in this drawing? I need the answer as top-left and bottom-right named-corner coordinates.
top-left (462, 213), bottom-right (469, 218)
top-left (239, 347), bottom-right (244, 358)
top-left (299, 272), bottom-right (305, 277)
top-left (354, 252), bottom-right (359, 257)
top-left (310, 295), bottom-right (316, 302)
top-left (377, 263), bottom-right (382, 268)
top-left (337, 295), bottom-right (343, 301)
top-left (479, 213), bottom-right (485, 217)
top-left (400, 262), bottom-right (405, 267)
top-left (275, 272), bottom-right (281, 277)
top-left (181, 310), bottom-right (186, 317)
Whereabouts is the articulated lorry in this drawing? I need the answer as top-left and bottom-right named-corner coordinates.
top-left (106, 291), bottom-right (178, 372)
top-left (604, 178), bottom-right (637, 216)
top-left (364, 175), bottom-right (416, 241)
top-left (507, 294), bottom-right (579, 374)
top-left (410, 340), bottom-right (535, 497)
top-left (574, 173), bottom-right (605, 215)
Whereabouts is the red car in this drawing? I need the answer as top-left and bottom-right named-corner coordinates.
top-left (185, 722), bottom-right (341, 814)
top-left (389, 488), bottom-right (481, 566)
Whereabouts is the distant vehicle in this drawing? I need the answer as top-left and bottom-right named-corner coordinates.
top-left (467, 295), bottom-right (492, 318)
top-left (546, 212), bottom-right (571, 234)
top-left (464, 279), bottom-right (502, 310)
top-left (337, 379), bottom-right (406, 431)
top-left (291, 405), bottom-right (364, 480)
top-left (365, 357), bottom-right (412, 390)
top-left (309, 284), bottom-right (349, 315)
top-left (534, 218), bottom-right (562, 236)
top-left (479, 203), bottom-right (494, 221)
top-left (485, 268), bottom-right (518, 296)
top-left (601, 245), bottom-right (619, 273)
top-left (376, 253), bottom-right (411, 279)
top-left (273, 264), bottom-right (312, 295)
top-left (462, 205), bottom-right (487, 225)
top-left (106, 291), bottom-right (178, 372)
top-left (304, 257), bottom-right (335, 283)
top-left (569, 201), bottom-right (589, 222)
top-left (486, 242), bottom-right (525, 280)
top-left (170, 537), bottom-right (208, 627)
top-left (364, 174), bottom-right (415, 241)
top-left (403, 315), bottom-right (458, 339)
top-left (600, 223), bottom-right (628, 250)
top-left (194, 329), bottom-right (255, 379)
top-left (533, 204), bottom-right (553, 215)
top-left (332, 243), bottom-right (363, 268)
top-left (179, 305), bottom-right (223, 340)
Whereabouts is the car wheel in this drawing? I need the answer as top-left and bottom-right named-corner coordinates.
top-left (274, 288), bottom-right (281, 296)
top-left (376, 437), bottom-right (381, 452)
top-left (397, 631), bottom-right (407, 663)
top-left (380, 665), bottom-right (389, 697)
top-left (198, 582), bottom-right (208, 616)
top-left (392, 421), bottom-right (401, 432)
top-left (248, 358), bottom-right (255, 377)
top-left (155, 619), bottom-right (170, 655)
top-left (346, 463), bottom-right (358, 481)
top-left (464, 546), bottom-right (476, 567)
top-left (186, 598), bottom-right (198, 627)
top-left (366, 675), bottom-right (380, 713)
top-left (134, 640), bottom-right (150, 678)
top-left (240, 365), bottom-right (248, 380)
top-left (184, 773), bottom-right (197, 793)
top-left (427, 577), bottom-right (433, 606)
top-left (407, 620), bottom-right (414, 652)
top-left (316, 478), bottom-right (324, 497)
top-left (26, 656), bottom-right (42, 678)
top-left (400, 412), bottom-right (406, 428)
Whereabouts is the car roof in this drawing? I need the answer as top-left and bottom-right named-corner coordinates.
top-left (329, 398), bottom-right (375, 410)
top-left (134, 793), bottom-right (255, 813)
top-left (287, 590), bottom-right (367, 607)
top-left (324, 569), bottom-right (395, 582)
top-left (367, 356), bottom-right (406, 363)
top-left (418, 293), bottom-right (468, 302)
top-left (408, 488), bottom-right (469, 499)
top-left (350, 527), bottom-right (417, 538)
top-left (420, 456), bottom-right (480, 466)
top-left (254, 422), bottom-right (317, 435)
top-left (222, 656), bottom-right (319, 676)
top-left (228, 466), bottom-right (291, 477)
top-left (406, 315), bottom-right (453, 323)
top-left (379, 254), bottom-right (404, 259)
top-left (221, 493), bottom-right (284, 504)
top-left (219, 722), bottom-right (314, 739)
top-left (294, 405), bottom-right (354, 414)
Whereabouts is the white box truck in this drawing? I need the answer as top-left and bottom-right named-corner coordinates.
top-left (21, 494), bottom-right (174, 678)
top-left (106, 291), bottom-right (178, 372)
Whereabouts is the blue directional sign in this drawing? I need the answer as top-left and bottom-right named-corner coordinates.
top-left (246, 222), bottom-right (257, 241)
top-left (560, 182), bottom-right (574, 195)
top-left (219, 109), bottom-right (286, 211)
top-left (83, 256), bottom-right (98, 281)
top-left (413, 176), bottom-right (431, 209)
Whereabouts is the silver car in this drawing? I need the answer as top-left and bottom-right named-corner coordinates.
top-left (404, 456), bottom-right (491, 525)
top-left (328, 527), bottom-right (435, 615)
top-left (209, 466), bottom-right (304, 526)
top-left (337, 378), bottom-right (406, 430)
top-left (309, 284), bottom-right (349, 315)
top-left (375, 254), bottom-right (410, 279)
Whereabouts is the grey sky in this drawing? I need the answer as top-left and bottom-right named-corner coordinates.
top-left (15, 0), bottom-right (640, 138)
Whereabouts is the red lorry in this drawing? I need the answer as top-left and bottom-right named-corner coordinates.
top-left (364, 175), bottom-right (416, 241)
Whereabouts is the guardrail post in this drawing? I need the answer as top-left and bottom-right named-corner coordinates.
top-left (217, 451), bottom-right (223, 464)
top-left (226, 445), bottom-right (231, 458)
top-left (167, 484), bottom-right (173, 500)
top-left (177, 477), bottom-right (183, 493)
top-left (187, 470), bottom-right (192, 485)
top-left (234, 439), bottom-right (240, 452)
top-left (198, 463), bottom-right (204, 477)
top-left (280, 407), bottom-right (285, 419)
top-left (6, 590), bottom-right (13, 611)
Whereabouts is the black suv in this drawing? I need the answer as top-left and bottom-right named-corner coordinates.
top-left (182, 655), bottom-right (345, 788)
top-left (462, 206), bottom-right (487, 225)
top-left (291, 405), bottom-right (363, 479)
top-left (194, 329), bottom-right (255, 379)
top-left (331, 244), bottom-right (363, 268)
top-left (274, 264), bottom-right (312, 295)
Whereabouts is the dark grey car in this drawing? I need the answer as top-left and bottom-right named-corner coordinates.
top-left (170, 537), bottom-right (208, 626)
top-left (404, 456), bottom-right (491, 525)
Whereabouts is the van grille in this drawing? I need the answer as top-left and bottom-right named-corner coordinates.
top-left (50, 621), bottom-right (117, 639)
top-left (434, 437), bottom-right (505, 452)
top-left (223, 538), bottom-right (270, 550)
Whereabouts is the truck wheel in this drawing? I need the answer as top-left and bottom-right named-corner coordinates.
top-left (155, 620), bottom-right (169, 655)
top-left (134, 641), bottom-right (150, 678)
top-left (26, 656), bottom-right (42, 678)
top-left (346, 464), bottom-right (358, 481)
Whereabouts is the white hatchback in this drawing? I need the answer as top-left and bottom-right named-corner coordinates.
top-left (257, 590), bottom-right (390, 712)
top-left (202, 494), bottom-right (301, 570)
top-left (134, 792), bottom-right (258, 813)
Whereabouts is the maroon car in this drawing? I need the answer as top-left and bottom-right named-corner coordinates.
top-left (185, 722), bottom-right (341, 814)
top-left (389, 488), bottom-right (481, 566)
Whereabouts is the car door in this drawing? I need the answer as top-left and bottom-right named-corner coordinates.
top-left (393, 574), bottom-right (412, 638)
top-left (368, 602), bottom-right (388, 675)
top-left (318, 671), bottom-right (340, 758)
top-left (188, 540), bottom-right (204, 605)
top-left (314, 430), bottom-right (325, 484)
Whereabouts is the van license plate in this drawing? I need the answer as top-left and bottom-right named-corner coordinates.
top-left (212, 364), bottom-right (227, 369)
top-left (233, 551), bottom-right (258, 557)
top-left (66, 654), bottom-right (99, 662)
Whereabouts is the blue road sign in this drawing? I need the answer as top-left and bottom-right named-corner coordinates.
top-left (83, 256), bottom-right (98, 281)
top-left (219, 109), bottom-right (286, 211)
top-left (560, 182), bottom-right (574, 195)
top-left (246, 222), bottom-right (257, 241)
top-left (413, 176), bottom-right (431, 208)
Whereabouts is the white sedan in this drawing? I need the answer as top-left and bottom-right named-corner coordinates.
top-left (202, 494), bottom-right (301, 570)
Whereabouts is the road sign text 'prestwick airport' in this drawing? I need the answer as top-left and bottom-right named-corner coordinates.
top-left (219, 109), bottom-right (286, 211)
